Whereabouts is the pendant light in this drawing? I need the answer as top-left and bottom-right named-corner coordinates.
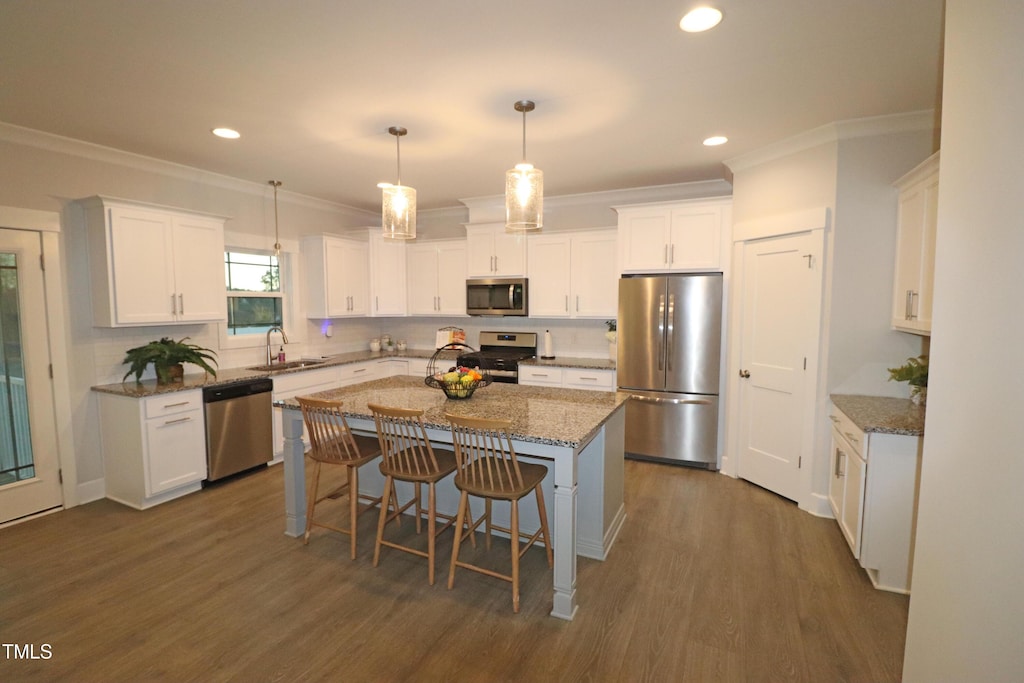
top-left (379, 126), bottom-right (417, 239)
top-left (268, 180), bottom-right (282, 257)
top-left (505, 100), bottom-right (543, 232)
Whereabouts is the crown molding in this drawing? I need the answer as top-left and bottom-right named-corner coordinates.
top-left (725, 110), bottom-right (936, 173)
top-left (0, 120), bottom-right (374, 219)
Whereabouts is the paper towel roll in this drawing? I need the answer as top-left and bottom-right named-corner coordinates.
top-left (543, 330), bottom-right (554, 358)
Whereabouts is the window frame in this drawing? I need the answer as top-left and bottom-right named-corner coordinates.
top-left (218, 245), bottom-right (297, 351)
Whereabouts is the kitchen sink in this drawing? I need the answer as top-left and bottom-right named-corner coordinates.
top-left (247, 359), bottom-right (327, 372)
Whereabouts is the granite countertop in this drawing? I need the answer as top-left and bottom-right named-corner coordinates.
top-left (519, 356), bottom-right (616, 371)
top-left (278, 375), bottom-right (628, 449)
top-left (830, 394), bottom-right (926, 436)
top-left (91, 348), bottom-right (456, 398)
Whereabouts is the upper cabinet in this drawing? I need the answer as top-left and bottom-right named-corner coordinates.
top-left (528, 230), bottom-right (618, 318)
top-left (465, 223), bottom-right (527, 277)
top-left (891, 153), bottom-right (939, 336)
top-left (83, 197), bottom-right (227, 327)
top-left (368, 230), bottom-right (407, 316)
top-left (407, 240), bottom-right (467, 316)
top-left (615, 198), bottom-right (730, 273)
top-left (301, 234), bottom-right (368, 318)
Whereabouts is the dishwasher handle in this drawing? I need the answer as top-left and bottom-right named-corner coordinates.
top-left (202, 378), bottom-right (274, 403)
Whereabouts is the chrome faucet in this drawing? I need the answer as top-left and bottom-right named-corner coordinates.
top-left (266, 326), bottom-right (289, 365)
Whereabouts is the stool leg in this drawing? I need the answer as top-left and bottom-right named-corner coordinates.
top-left (374, 475), bottom-right (394, 568)
top-left (348, 466), bottom-right (359, 560)
top-left (448, 489), bottom-right (469, 590)
top-left (511, 498), bottom-right (520, 613)
top-left (427, 482), bottom-right (437, 585)
top-left (485, 498), bottom-right (493, 550)
top-left (303, 460), bottom-right (321, 544)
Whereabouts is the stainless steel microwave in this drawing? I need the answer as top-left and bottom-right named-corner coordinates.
top-left (466, 277), bottom-right (529, 316)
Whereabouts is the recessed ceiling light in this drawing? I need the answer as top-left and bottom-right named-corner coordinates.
top-left (211, 127), bottom-right (240, 139)
top-left (703, 135), bottom-right (728, 146)
top-left (680, 7), bottom-right (723, 33)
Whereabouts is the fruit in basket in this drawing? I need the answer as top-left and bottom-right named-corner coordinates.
top-left (443, 371), bottom-right (460, 383)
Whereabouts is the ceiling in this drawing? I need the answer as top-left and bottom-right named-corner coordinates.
top-left (0, 1), bottom-right (944, 213)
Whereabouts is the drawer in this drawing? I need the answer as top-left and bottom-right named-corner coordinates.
top-left (143, 390), bottom-right (202, 419)
top-left (271, 366), bottom-right (341, 394)
top-left (563, 368), bottom-right (615, 390)
top-left (829, 405), bottom-right (868, 457)
top-left (519, 366), bottom-right (564, 386)
top-left (338, 361), bottom-right (381, 386)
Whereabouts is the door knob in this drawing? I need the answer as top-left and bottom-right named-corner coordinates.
top-left (739, 369), bottom-right (750, 378)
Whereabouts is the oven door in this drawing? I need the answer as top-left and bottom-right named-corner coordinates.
top-left (466, 278), bottom-right (528, 316)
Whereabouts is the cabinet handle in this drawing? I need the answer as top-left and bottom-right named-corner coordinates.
top-left (179, 294), bottom-right (184, 316)
top-left (565, 295), bottom-right (569, 312)
top-left (829, 415), bottom-right (840, 423)
top-left (629, 394), bottom-right (712, 405)
top-left (905, 290), bottom-right (913, 320)
top-left (909, 291), bottom-right (919, 320)
top-left (164, 416), bottom-right (192, 425)
top-left (670, 244), bottom-right (675, 264)
top-left (576, 295), bottom-right (580, 312)
top-left (375, 295), bottom-right (379, 312)
top-left (835, 448), bottom-right (845, 477)
top-left (171, 294), bottom-right (177, 316)
top-left (578, 376), bottom-right (598, 381)
top-left (844, 431), bottom-right (860, 447)
top-left (353, 368), bottom-right (366, 374)
top-left (663, 244), bottom-right (669, 265)
top-left (162, 401), bottom-right (190, 409)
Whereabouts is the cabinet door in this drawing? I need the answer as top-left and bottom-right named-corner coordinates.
top-left (323, 239), bottom-right (351, 316)
top-left (108, 206), bottom-right (177, 324)
top-left (892, 159), bottom-right (939, 335)
top-left (518, 365), bottom-right (564, 387)
top-left (466, 227), bottom-right (497, 277)
top-left (828, 431), bottom-right (845, 519)
top-left (840, 447), bottom-right (867, 560)
top-left (172, 214), bottom-right (226, 322)
top-left (571, 231), bottom-right (618, 318)
top-left (669, 205), bottom-right (721, 269)
top-left (344, 242), bottom-right (370, 316)
top-left (370, 233), bottom-right (407, 316)
top-left (407, 243), bottom-right (440, 314)
top-left (618, 209), bottom-right (672, 272)
top-left (144, 409), bottom-right (207, 496)
top-left (528, 235), bottom-right (571, 316)
top-left (492, 230), bottom-right (527, 276)
top-left (435, 241), bottom-right (467, 315)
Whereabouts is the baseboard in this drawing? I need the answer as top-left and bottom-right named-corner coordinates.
top-left (578, 504), bottom-right (626, 561)
top-left (801, 491), bottom-right (833, 518)
top-left (76, 478), bottom-right (106, 506)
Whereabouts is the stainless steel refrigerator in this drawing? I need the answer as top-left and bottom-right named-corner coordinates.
top-left (617, 273), bottom-right (722, 468)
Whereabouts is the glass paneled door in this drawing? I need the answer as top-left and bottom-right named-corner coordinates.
top-left (0, 229), bottom-right (61, 525)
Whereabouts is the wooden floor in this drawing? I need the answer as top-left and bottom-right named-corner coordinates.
top-left (0, 460), bottom-right (909, 682)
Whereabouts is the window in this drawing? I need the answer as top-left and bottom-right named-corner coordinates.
top-left (224, 251), bottom-right (282, 336)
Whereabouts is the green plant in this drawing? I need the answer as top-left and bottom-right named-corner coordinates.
top-left (888, 354), bottom-right (928, 396)
top-left (122, 337), bottom-right (218, 383)
top-left (605, 320), bottom-right (617, 332)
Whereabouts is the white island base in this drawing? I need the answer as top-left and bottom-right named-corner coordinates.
top-left (279, 385), bottom-right (626, 621)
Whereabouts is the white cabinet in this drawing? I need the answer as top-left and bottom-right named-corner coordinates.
top-left (83, 197), bottom-right (227, 327)
top-left (407, 240), bottom-right (468, 315)
top-left (465, 223), bottom-right (527, 277)
top-left (519, 365), bottom-right (616, 392)
top-left (828, 403), bottom-right (922, 593)
top-left (528, 230), bottom-right (617, 318)
top-left (369, 230), bottom-right (407, 316)
top-left (302, 235), bottom-right (369, 318)
top-left (270, 366), bottom-right (343, 459)
top-left (97, 390), bottom-right (207, 509)
top-left (891, 153), bottom-right (939, 335)
top-left (615, 199), bottom-right (729, 273)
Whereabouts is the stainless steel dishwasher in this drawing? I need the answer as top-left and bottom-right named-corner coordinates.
top-left (203, 377), bottom-right (274, 482)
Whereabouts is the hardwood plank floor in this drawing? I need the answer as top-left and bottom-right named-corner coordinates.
top-left (0, 460), bottom-right (909, 682)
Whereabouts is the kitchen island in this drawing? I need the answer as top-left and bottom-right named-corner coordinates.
top-left (277, 375), bottom-right (628, 620)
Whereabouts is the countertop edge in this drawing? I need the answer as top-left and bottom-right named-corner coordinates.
top-left (830, 393), bottom-right (925, 437)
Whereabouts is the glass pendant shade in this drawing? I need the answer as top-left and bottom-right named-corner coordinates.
top-left (381, 126), bottom-right (416, 239)
top-left (381, 183), bottom-right (417, 239)
top-left (505, 162), bottom-right (543, 231)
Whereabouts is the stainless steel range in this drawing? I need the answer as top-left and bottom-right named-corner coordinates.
top-left (457, 331), bottom-right (538, 383)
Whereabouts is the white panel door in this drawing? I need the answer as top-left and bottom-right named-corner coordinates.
top-left (109, 206), bottom-right (176, 324)
top-left (406, 243), bottom-right (439, 314)
top-left (0, 230), bottom-right (62, 524)
top-left (171, 214), bottom-right (226, 322)
top-left (736, 231), bottom-right (821, 503)
top-left (528, 235), bottom-right (570, 316)
top-left (618, 209), bottom-right (671, 271)
top-left (571, 231), bottom-right (618, 317)
top-left (434, 241), bottom-right (467, 315)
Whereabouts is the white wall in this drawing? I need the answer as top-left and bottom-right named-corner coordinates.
top-left (902, 2), bottom-right (1024, 679)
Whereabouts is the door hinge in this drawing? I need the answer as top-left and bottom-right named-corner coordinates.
top-left (798, 456), bottom-right (802, 469)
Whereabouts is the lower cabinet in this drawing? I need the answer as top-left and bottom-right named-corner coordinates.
top-left (271, 366), bottom-right (343, 459)
top-left (828, 404), bottom-right (922, 593)
top-left (97, 390), bottom-right (207, 509)
top-left (518, 365), bottom-right (617, 391)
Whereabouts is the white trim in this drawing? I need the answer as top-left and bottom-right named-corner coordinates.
top-left (76, 478), bottom-right (106, 505)
top-left (0, 205), bottom-right (61, 232)
top-left (0, 121), bottom-right (375, 219)
top-left (733, 206), bottom-right (830, 242)
top-left (726, 110), bottom-right (936, 173)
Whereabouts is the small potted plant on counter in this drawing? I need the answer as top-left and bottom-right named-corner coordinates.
top-left (888, 354), bottom-right (928, 405)
top-left (122, 337), bottom-right (218, 385)
top-left (605, 320), bottom-right (617, 360)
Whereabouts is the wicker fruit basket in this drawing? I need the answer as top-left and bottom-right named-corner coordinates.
top-left (424, 343), bottom-right (493, 399)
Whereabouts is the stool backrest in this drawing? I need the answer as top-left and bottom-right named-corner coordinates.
top-left (445, 414), bottom-right (523, 493)
top-left (368, 403), bottom-right (443, 476)
top-left (297, 396), bottom-right (363, 463)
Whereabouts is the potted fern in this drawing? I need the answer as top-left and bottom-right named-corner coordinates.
top-left (887, 354), bottom-right (928, 405)
top-left (122, 337), bottom-right (218, 385)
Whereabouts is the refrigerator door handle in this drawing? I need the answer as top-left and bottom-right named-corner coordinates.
top-left (629, 394), bottom-right (713, 406)
top-left (657, 294), bottom-right (666, 370)
top-left (666, 293), bottom-right (675, 371)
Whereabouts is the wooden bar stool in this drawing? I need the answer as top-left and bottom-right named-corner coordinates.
top-left (296, 396), bottom-right (391, 560)
top-left (369, 403), bottom-right (463, 585)
top-left (445, 414), bottom-right (553, 613)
